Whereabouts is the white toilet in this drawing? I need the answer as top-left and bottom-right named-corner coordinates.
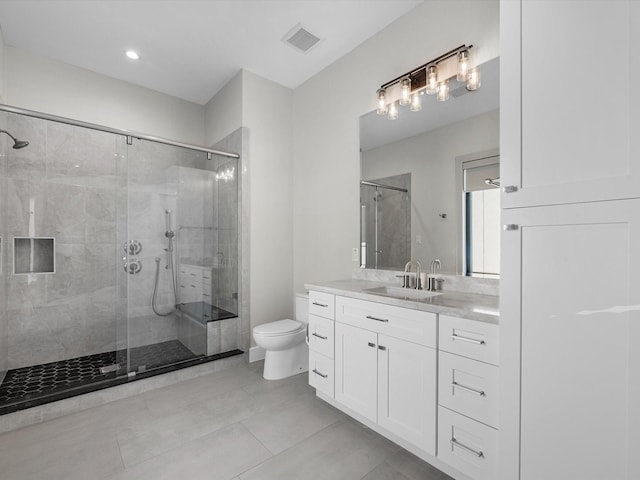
top-left (253, 293), bottom-right (309, 380)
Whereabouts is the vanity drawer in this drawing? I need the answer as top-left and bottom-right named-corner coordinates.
top-left (439, 315), bottom-right (499, 366)
top-left (308, 314), bottom-right (334, 358)
top-left (438, 406), bottom-right (498, 480)
top-left (309, 291), bottom-right (335, 320)
top-left (335, 296), bottom-right (436, 348)
top-left (438, 351), bottom-right (499, 428)
top-left (309, 350), bottom-right (334, 398)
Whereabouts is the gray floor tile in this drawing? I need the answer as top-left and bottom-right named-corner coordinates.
top-left (107, 423), bottom-right (271, 480)
top-left (386, 449), bottom-right (454, 480)
top-left (242, 391), bottom-right (344, 454)
top-left (239, 419), bottom-right (400, 480)
top-left (360, 462), bottom-right (411, 480)
top-left (0, 426), bottom-right (124, 480)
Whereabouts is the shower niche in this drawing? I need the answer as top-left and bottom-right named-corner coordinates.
top-left (0, 108), bottom-right (243, 415)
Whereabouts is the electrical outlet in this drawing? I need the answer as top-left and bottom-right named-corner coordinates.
top-left (352, 247), bottom-right (359, 261)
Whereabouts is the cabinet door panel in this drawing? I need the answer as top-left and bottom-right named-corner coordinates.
top-left (378, 334), bottom-right (436, 455)
top-left (501, 200), bottom-right (640, 480)
top-left (501, 0), bottom-right (640, 208)
top-left (335, 322), bottom-right (378, 422)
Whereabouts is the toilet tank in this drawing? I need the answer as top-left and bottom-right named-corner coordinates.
top-left (295, 292), bottom-right (309, 325)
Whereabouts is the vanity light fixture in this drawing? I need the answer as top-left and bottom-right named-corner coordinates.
top-left (457, 49), bottom-right (470, 81)
top-left (375, 44), bottom-right (480, 120)
top-left (436, 80), bottom-right (450, 102)
top-left (410, 91), bottom-right (423, 112)
top-left (387, 101), bottom-right (399, 120)
top-left (399, 77), bottom-right (411, 106)
top-left (467, 67), bottom-right (481, 91)
top-left (376, 89), bottom-right (388, 115)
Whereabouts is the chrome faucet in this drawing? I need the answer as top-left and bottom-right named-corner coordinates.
top-left (403, 260), bottom-right (422, 290)
top-left (427, 259), bottom-right (442, 291)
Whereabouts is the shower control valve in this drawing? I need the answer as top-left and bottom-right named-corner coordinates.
top-left (124, 259), bottom-right (142, 275)
top-left (123, 239), bottom-right (142, 255)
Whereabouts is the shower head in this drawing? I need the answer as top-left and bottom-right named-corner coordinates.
top-left (0, 129), bottom-right (29, 149)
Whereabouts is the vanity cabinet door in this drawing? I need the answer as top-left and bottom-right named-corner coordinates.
top-left (377, 334), bottom-right (436, 455)
top-left (501, 199), bottom-right (640, 480)
top-left (501, 0), bottom-right (640, 209)
top-left (335, 322), bottom-right (378, 423)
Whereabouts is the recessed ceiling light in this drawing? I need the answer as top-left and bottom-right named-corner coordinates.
top-left (125, 50), bottom-right (140, 60)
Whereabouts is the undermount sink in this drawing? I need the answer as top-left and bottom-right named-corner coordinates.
top-left (364, 285), bottom-right (442, 301)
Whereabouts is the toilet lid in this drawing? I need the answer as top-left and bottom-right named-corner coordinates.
top-left (254, 319), bottom-right (303, 336)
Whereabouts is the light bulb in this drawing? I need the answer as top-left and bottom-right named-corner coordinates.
top-left (457, 49), bottom-right (469, 81)
top-left (387, 101), bottom-right (398, 120)
top-left (399, 77), bottom-right (411, 106)
top-left (436, 80), bottom-right (449, 102)
top-left (410, 92), bottom-right (423, 112)
top-left (466, 67), bottom-right (481, 91)
top-left (376, 89), bottom-right (388, 115)
top-left (125, 50), bottom-right (140, 60)
top-left (425, 65), bottom-right (438, 95)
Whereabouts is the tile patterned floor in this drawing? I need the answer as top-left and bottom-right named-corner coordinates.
top-left (0, 340), bottom-right (198, 407)
top-left (0, 361), bottom-right (454, 480)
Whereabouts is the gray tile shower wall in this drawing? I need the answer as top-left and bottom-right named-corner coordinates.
top-left (4, 113), bottom-right (121, 369)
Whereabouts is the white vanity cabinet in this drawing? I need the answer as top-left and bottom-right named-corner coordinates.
top-left (334, 295), bottom-right (437, 456)
top-left (437, 315), bottom-right (499, 480)
top-left (501, 0), bottom-right (640, 209)
top-left (308, 291), bottom-right (335, 398)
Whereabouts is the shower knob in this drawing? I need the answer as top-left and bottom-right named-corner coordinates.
top-left (124, 259), bottom-right (142, 275)
top-left (123, 240), bottom-right (142, 255)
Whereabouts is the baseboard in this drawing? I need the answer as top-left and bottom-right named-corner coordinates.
top-left (249, 346), bottom-right (265, 363)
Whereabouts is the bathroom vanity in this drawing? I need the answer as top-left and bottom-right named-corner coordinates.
top-left (305, 278), bottom-right (498, 480)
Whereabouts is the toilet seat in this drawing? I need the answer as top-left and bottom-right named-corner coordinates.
top-left (253, 319), bottom-right (304, 337)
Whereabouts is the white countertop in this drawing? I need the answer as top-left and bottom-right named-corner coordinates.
top-left (305, 278), bottom-right (499, 324)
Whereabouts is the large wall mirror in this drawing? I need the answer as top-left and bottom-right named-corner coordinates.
top-left (360, 57), bottom-right (500, 276)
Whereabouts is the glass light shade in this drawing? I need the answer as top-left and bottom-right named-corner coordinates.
top-left (410, 92), bottom-right (423, 112)
top-left (426, 65), bottom-right (438, 95)
top-left (376, 89), bottom-right (388, 115)
top-left (399, 77), bottom-right (411, 106)
top-left (387, 101), bottom-right (399, 120)
top-left (436, 80), bottom-right (449, 102)
top-left (466, 67), bottom-right (481, 91)
top-left (457, 49), bottom-right (469, 81)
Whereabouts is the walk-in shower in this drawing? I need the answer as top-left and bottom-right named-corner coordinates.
top-left (0, 105), bottom-right (243, 415)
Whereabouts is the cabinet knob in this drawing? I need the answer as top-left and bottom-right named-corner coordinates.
top-left (503, 224), bottom-right (519, 231)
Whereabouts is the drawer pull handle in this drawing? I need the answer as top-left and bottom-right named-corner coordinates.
top-left (451, 438), bottom-right (484, 458)
top-left (366, 315), bottom-right (389, 323)
top-left (312, 302), bottom-right (328, 308)
top-left (367, 342), bottom-right (376, 348)
top-left (312, 333), bottom-right (328, 340)
top-left (378, 345), bottom-right (387, 351)
top-left (452, 381), bottom-right (486, 397)
top-left (312, 369), bottom-right (328, 378)
top-left (451, 333), bottom-right (485, 345)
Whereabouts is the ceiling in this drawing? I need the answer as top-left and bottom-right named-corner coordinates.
top-left (0, 0), bottom-right (423, 105)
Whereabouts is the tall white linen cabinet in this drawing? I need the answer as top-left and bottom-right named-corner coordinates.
top-left (500, 1), bottom-right (640, 479)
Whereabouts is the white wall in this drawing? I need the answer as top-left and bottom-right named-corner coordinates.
top-left (205, 69), bottom-right (294, 345)
top-left (204, 71), bottom-right (243, 147)
top-left (3, 47), bottom-right (205, 145)
top-left (292, 0), bottom-right (499, 292)
top-left (362, 109), bottom-right (500, 274)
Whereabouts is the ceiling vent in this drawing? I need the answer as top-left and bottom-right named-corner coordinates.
top-left (282, 24), bottom-right (322, 53)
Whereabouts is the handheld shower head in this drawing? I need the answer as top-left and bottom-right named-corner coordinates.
top-left (0, 129), bottom-right (29, 149)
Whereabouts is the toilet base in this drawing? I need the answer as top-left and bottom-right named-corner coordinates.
top-left (263, 341), bottom-right (309, 380)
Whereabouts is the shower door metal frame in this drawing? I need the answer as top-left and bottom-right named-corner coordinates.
top-left (0, 104), bottom-right (239, 158)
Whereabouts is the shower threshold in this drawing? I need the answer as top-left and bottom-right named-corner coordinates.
top-left (0, 341), bottom-right (243, 416)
